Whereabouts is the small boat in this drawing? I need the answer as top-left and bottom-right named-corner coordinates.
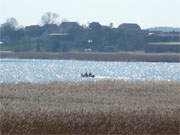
top-left (81, 72), bottom-right (95, 78)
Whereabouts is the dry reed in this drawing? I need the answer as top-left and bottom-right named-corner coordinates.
top-left (0, 80), bottom-right (180, 134)
top-left (0, 52), bottom-right (180, 62)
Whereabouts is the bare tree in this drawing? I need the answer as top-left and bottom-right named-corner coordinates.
top-left (109, 22), bottom-right (114, 29)
top-left (41, 12), bottom-right (60, 25)
top-left (1, 17), bottom-right (19, 29)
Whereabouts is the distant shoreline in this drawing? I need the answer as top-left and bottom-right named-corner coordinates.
top-left (0, 51), bottom-right (180, 62)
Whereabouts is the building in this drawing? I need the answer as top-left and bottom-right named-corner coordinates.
top-left (145, 31), bottom-right (180, 53)
top-left (145, 42), bottom-right (180, 53)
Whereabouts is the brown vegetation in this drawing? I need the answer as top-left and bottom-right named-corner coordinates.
top-left (0, 80), bottom-right (180, 134)
top-left (0, 51), bottom-right (180, 62)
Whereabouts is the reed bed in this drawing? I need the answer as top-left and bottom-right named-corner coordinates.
top-left (1, 51), bottom-right (180, 62)
top-left (0, 80), bottom-right (180, 134)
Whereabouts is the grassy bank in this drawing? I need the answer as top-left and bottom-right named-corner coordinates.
top-left (0, 51), bottom-right (180, 62)
top-left (0, 80), bottom-right (180, 134)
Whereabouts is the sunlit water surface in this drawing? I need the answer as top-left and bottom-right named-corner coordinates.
top-left (0, 59), bottom-right (180, 83)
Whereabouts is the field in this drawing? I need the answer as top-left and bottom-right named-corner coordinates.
top-left (0, 80), bottom-right (180, 134)
top-left (0, 51), bottom-right (180, 62)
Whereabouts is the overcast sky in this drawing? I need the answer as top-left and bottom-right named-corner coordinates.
top-left (0, 0), bottom-right (179, 28)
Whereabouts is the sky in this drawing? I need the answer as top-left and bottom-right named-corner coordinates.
top-left (0, 0), bottom-right (180, 28)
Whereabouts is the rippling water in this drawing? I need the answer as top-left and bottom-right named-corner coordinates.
top-left (0, 59), bottom-right (180, 83)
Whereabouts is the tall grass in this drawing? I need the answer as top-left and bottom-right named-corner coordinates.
top-left (0, 52), bottom-right (180, 62)
top-left (0, 80), bottom-right (180, 134)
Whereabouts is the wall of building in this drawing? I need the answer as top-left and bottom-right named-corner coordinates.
top-left (145, 43), bottom-right (180, 53)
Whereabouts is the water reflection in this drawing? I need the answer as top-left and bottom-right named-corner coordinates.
top-left (0, 59), bottom-right (180, 83)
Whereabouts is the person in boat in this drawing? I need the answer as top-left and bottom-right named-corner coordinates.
top-left (89, 72), bottom-right (92, 76)
top-left (81, 72), bottom-right (88, 77)
top-left (85, 72), bottom-right (88, 77)
top-left (81, 72), bottom-right (95, 78)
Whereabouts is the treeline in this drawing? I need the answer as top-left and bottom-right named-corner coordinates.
top-left (0, 12), bottom-right (177, 52)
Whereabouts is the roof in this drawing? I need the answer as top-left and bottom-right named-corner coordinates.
top-left (119, 23), bottom-right (141, 31)
top-left (148, 42), bottom-right (180, 45)
top-left (48, 33), bottom-right (69, 36)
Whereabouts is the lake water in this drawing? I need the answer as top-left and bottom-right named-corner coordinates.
top-left (0, 59), bottom-right (180, 83)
